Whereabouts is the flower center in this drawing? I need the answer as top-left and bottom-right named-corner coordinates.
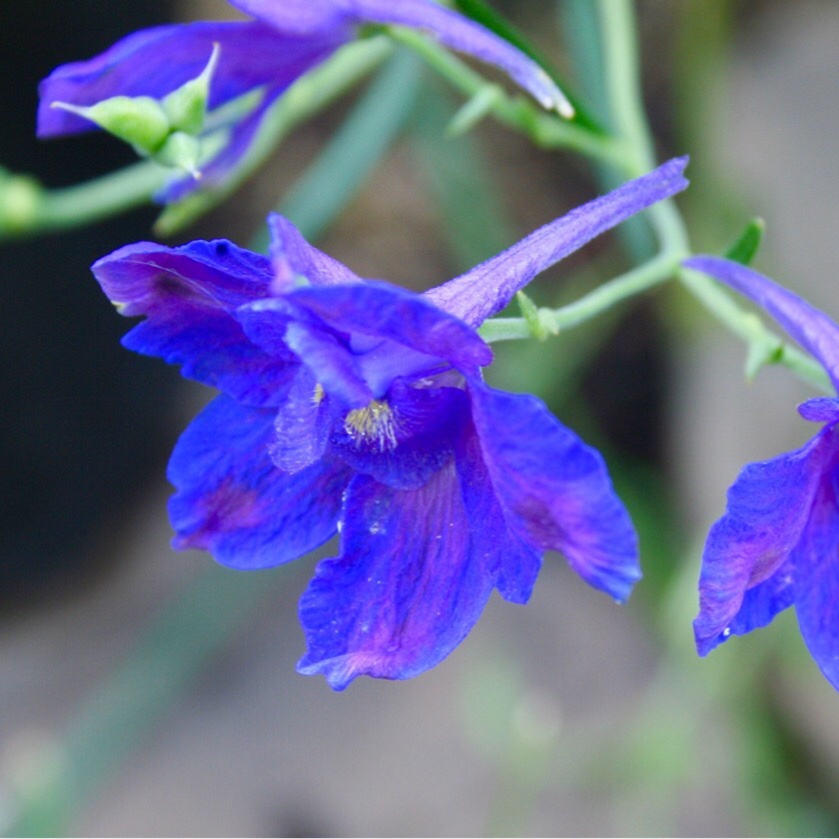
top-left (344, 400), bottom-right (398, 451)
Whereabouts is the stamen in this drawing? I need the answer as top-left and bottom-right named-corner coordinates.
top-left (344, 400), bottom-right (399, 451)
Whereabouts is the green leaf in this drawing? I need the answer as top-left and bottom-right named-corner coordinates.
top-left (724, 216), bottom-right (766, 266)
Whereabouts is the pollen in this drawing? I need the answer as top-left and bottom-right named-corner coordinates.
top-left (312, 383), bottom-right (325, 405)
top-left (344, 400), bottom-right (399, 451)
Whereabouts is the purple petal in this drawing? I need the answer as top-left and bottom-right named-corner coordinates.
top-left (425, 157), bottom-right (689, 327)
top-left (793, 483), bottom-right (839, 690)
top-left (467, 380), bottom-right (640, 602)
top-left (38, 21), bottom-right (340, 137)
top-left (297, 468), bottom-right (499, 690)
top-left (330, 380), bottom-right (470, 490)
top-left (230, 0), bottom-right (569, 112)
top-left (694, 426), bottom-right (835, 656)
top-left (238, 298), bottom-right (372, 408)
top-left (93, 239), bottom-right (298, 406)
top-left (726, 559), bottom-right (796, 642)
top-left (685, 256), bottom-right (839, 391)
top-left (269, 368), bottom-right (332, 473)
top-left (268, 214), bottom-right (361, 291)
top-left (284, 280), bottom-right (493, 375)
top-left (168, 395), bottom-right (351, 569)
top-left (456, 414), bottom-right (543, 604)
top-left (799, 397), bottom-right (839, 423)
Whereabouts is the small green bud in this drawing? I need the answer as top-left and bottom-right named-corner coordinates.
top-left (52, 96), bottom-right (171, 154)
top-left (0, 169), bottom-right (42, 234)
top-left (153, 131), bottom-right (203, 178)
top-left (162, 43), bottom-right (220, 135)
top-left (516, 291), bottom-right (552, 340)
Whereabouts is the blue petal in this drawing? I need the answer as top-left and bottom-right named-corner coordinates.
top-left (238, 298), bottom-right (372, 408)
top-left (230, 0), bottom-right (570, 112)
top-left (284, 280), bottom-right (493, 375)
top-left (456, 412), bottom-right (543, 604)
top-left (93, 239), bottom-right (298, 406)
top-left (330, 380), bottom-right (470, 490)
top-left (718, 558), bottom-right (795, 647)
top-left (168, 395), bottom-right (351, 569)
top-left (793, 484), bottom-right (839, 690)
top-left (269, 367), bottom-right (332, 473)
top-left (685, 257), bottom-right (839, 391)
top-left (297, 466), bottom-right (505, 690)
top-left (268, 214), bottom-right (362, 290)
top-left (467, 380), bottom-right (640, 602)
top-left (425, 157), bottom-right (689, 327)
top-left (799, 397), bottom-right (839, 423)
top-left (694, 426), bottom-right (834, 655)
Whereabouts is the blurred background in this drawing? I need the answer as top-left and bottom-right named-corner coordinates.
top-left (2, 0), bottom-right (839, 835)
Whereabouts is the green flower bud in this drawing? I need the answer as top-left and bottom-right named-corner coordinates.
top-left (153, 131), bottom-right (203, 178)
top-left (52, 96), bottom-right (171, 155)
top-left (162, 43), bottom-right (220, 136)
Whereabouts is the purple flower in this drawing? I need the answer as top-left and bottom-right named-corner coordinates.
top-left (687, 255), bottom-right (839, 691)
top-left (94, 158), bottom-right (687, 689)
top-left (38, 0), bottom-right (570, 202)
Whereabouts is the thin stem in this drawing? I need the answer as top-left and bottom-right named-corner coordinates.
top-left (0, 161), bottom-right (166, 239)
top-left (479, 251), bottom-right (678, 343)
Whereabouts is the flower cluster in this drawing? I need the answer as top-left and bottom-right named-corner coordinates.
top-left (39, 0), bottom-right (839, 696)
top-left (93, 158), bottom-right (688, 688)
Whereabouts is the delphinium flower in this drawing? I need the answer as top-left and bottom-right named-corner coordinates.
top-left (93, 158), bottom-right (688, 689)
top-left (37, 0), bottom-right (571, 202)
top-left (687, 255), bottom-right (839, 691)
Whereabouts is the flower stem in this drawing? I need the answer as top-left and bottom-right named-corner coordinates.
top-left (480, 251), bottom-right (678, 343)
top-left (0, 161), bottom-right (166, 240)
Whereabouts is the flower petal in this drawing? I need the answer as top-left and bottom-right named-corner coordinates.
top-left (794, 507), bottom-right (839, 690)
top-left (284, 280), bottom-right (493, 374)
top-left (238, 298), bottom-right (372, 408)
top-left (168, 395), bottom-right (351, 569)
top-left (467, 380), bottom-right (640, 602)
top-left (268, 214), bottom-right (361, 291)
top-left (38, 21), bottom-right (340, 137)
top-left (230, 0), bottom-right (569, 112)
top-left (693, 427), bottom-right (835, 656)
top-left (269, 368), bottom-right (332, 473)
top-left (330, 380), bottom-right (470, 490)
top-left (93, 239), bottom-right (298, 406)
top-left (296, 467), bottom-right (501, 690)
top-left (799, 397), bottom-right (839, 424)
top-left (426, 157), bottom-right (689, 327)
top-left (685, 256), bottom-right (839, 390)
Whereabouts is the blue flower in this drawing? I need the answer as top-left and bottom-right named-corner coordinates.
top-left (94, 158), bottom-right (688, 689)
top-left (687, 255), bottom-right (839, 691)
top-left (38, 0), bottom-right (570, 202)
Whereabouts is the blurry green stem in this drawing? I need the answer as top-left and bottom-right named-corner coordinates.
top-left (0, 161), bottom-right (166, 239)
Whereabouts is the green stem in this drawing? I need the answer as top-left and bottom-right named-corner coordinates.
top-left (0, 161), bottom-right (166, 239)
top-left (479, 251), bottom-right (678, 343)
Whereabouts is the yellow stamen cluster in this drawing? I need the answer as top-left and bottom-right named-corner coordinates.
top-left (344, 400), bottom-right (399, 451)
